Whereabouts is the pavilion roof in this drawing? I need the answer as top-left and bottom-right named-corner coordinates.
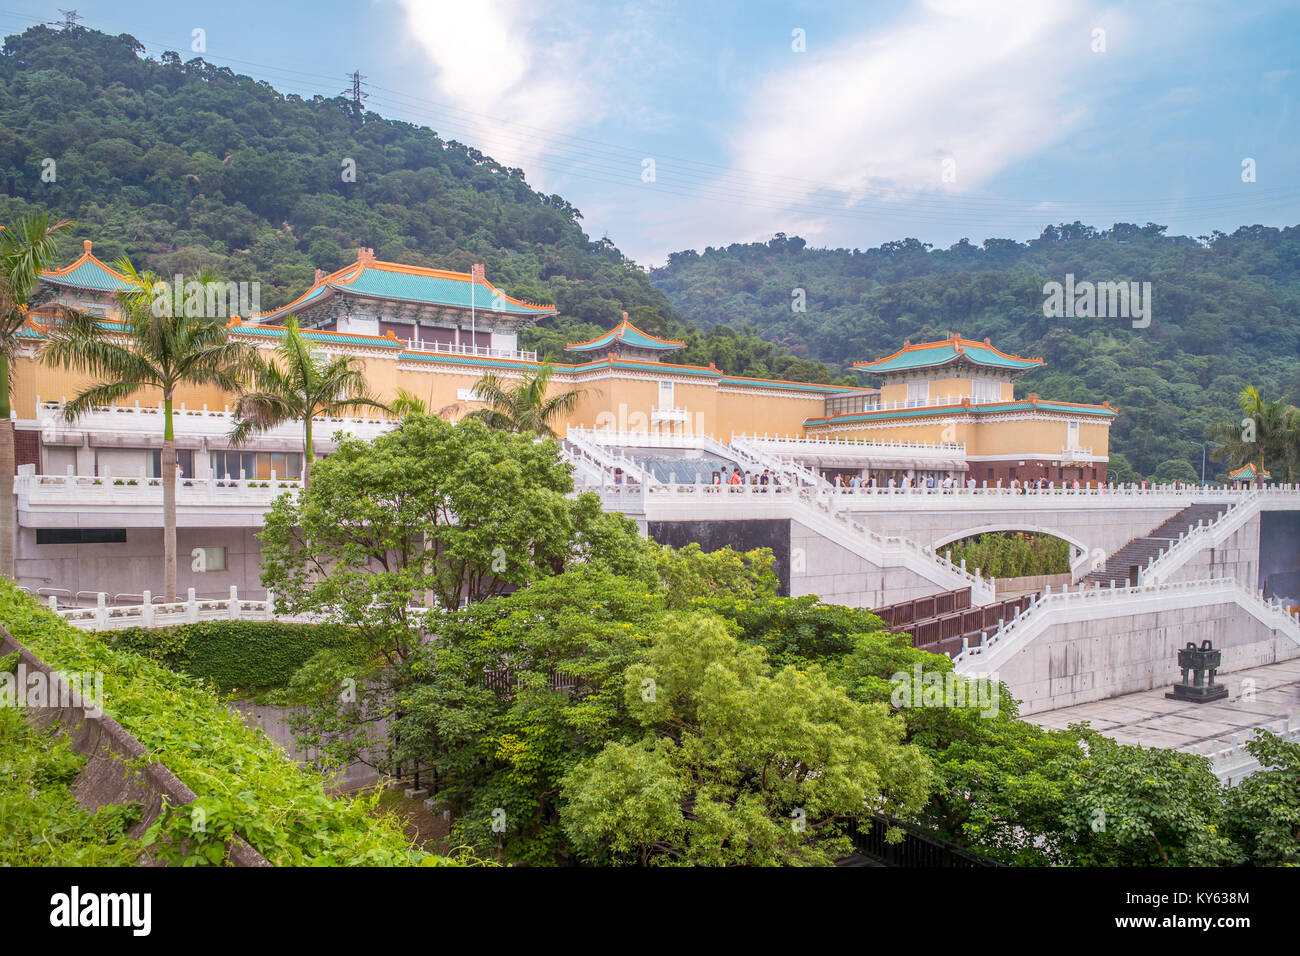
top-left (855, 334), bottom-right (1044, 374)
top-left (254, 250), bottom-right (557, 323)
top-left (566, 318), bottom-right (684, 353)
top-left (39, 240), bottom-right (135, 294)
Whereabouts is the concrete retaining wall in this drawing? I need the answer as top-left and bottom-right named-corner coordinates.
top-left (0, 624), bottom-right (270, 866)
top-left (985, 597), bottom-right (1300, 715)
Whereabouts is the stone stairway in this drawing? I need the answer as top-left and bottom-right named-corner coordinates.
top-left (1080, 503), bottom-right (1229, 587)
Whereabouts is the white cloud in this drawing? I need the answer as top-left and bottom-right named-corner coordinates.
top-left (650, 0), bottom-right (1115, 253)
top-left (391, 0), bottom-right (605, 180)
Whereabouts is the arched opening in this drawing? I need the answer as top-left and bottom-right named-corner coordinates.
top-left (936, 529), bottom-right (1081, 587)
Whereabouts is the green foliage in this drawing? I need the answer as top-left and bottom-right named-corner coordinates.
top-left (652, 541), bottom-right (778, 609)
top-left (112, 619), bottom-right (359, 694)
top-left (1224, 729), bottom-right (1300, 865)
top-left (1060, 729), bottom-right (1240, 866)
top-left (465, 361), bottom-right (592, 438)
top-left (0, 580), bottom-right (450, 865)
top-left (231, 316), bottom-right (389, 484)
top-left (946, 531), bottom-right (1071, 578)
top-left (562, 614), bottom-right (932, 865)
top-left (393, 568), bottom-right (668, 864)
top-left (0, 704), bottom-right (143, 864)
top-left (1206, 385), bottom-right (1300, 482)
top-left (651, 226), bottom-right (1300, 479)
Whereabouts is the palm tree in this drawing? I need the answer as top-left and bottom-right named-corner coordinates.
top-left (42, 259), bottom-right (252, 601)
top-left (0, 213), bottom-right (74, 579)
top-left (464, 361), bottom-right (594, 438)
top-left (1208, 385), bottom-right (1299, 481)
top-left (230, 317), bottom-right (389, 487)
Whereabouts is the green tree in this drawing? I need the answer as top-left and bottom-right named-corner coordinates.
top-left (42, 259), bottom-right (250, 601)
top-left (465, 361), bottom-right (593, 438)
top-left (1224, 729), bottom-right (1300, 865)
top-left (0, 212), bottom-right (72, 579)
top-left (392, 568), bottom-right (666, 864)
top-left (561, 614), bottom-right (932, 866)
top-left (1208, 386), bottom-right (1298, 482)
top-left (260, 416), bottom-right (652, 787)
top-left (1059, 729), bottom-right (1240, 866)
top-left (230, 317), bottom-right (389, 487)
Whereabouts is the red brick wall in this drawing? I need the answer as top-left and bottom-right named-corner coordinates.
top-left (13, 428), bottom-right (39, 472)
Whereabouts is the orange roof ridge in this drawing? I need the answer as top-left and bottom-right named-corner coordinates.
top-left (41, 241), bottom-right (135, 284)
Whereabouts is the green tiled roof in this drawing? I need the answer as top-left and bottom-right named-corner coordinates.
top-left (1227, 463), bottom-right (1270, 480)
top-left (567, 320), bottom-right (684, 352)
top-left (337, 267), bottom-right (552, 316)
top-left (40, 256), bottom-right (134, 294)
top-left (252, 259), bottom-right (556, 323)
top-left (256, 285), bottom-right (327, 322)
top-left (855, 338), bottom-right (1044, 374)
top-left (804, 399), bottom-right (1115, 427)
top-left (718, 377), bottom-right (846, 393)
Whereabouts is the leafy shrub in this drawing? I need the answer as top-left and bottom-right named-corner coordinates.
top-left (0, 705), bottom-right (144, 865)
top-left (113, 620), bottom-right (358, 694)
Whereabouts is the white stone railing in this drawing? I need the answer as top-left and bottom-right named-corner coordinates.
top-left (1195, 718), bottom-right (1300, 783)
top-left (590, 478), bottom-right (996, 601)
top-left (403, 340), bottom-right (537, 362)
top-left (727, 435), bottom-right (829, 488)
top-left (953, 576), bottom-right (1300, 673)
top-left (15, 471), bottom-right (303, 507)
top-left (733, 432), bottom-right (967, 456)
top-left (563, 428), bottom-right (655, 486)
top-left (55, 586), bottom-right (291, 631)
top-left (793, 483), bottom-right (1300, 511)
top-left (36, 398), bottom-right (396, 444)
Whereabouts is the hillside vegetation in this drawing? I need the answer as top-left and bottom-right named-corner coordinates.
top-left (650, 227), bottom-right (1300, 480)
top-left (0, 25), bottom-right (834, 384)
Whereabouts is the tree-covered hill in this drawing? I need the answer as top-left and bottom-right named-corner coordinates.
top-left (650, 226), bottom-right (1300, 480)
top-left (0, 25), bottom-right (834, 384)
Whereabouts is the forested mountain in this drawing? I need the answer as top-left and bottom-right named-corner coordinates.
top-left (0, 25), bottom-right (833, 384)
top-left (651, 226), bottom-right (1300, 480)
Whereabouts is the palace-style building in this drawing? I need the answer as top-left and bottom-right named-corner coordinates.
top-left (7, 243), bottom-right (1115, 598)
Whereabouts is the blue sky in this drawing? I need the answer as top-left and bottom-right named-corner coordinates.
top-left (2, 0), bottom-right (1297, 265)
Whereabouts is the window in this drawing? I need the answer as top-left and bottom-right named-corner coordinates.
top-left (658, 381), bottom-right (675, 409)
top-left (37, 528), bottom-right (127, 545)
top-left (210, 451), bottom-right (302, 480)
top-left (972, 379), bottom-right (1001, 404)
top-left (1067, 420), bottom-right (1080, 450)
top-left (148, 449), bottom-right (194, 478)
top-left (906, 380), bottom-right (930, 405)
top-left (191, 546), bottom-right (227, 572)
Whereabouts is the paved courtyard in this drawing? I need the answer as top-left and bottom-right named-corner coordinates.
top-left (1026, 658), bottom-right (1300, 754)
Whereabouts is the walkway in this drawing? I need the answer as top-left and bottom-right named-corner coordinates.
top-left (1026, 658), bottom-right (1300, 780)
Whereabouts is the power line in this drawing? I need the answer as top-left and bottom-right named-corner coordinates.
top-left (53, 7), bottom-right (80, 29)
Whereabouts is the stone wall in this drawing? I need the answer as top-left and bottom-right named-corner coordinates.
top-left (16, 525), bottom-right (266, 599)
top-left (0, 624), bottom-right (269, 866)
top-left (985, 596), bottom-right (1300, 715)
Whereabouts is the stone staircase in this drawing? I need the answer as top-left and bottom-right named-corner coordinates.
top-left (1080, 503), bottom-right (1228, 587)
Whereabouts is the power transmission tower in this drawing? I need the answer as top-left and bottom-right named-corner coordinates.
top-left (55, 8), bottom-right (83, 29)
top-left (341, 71), bottom-right (368, 111)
